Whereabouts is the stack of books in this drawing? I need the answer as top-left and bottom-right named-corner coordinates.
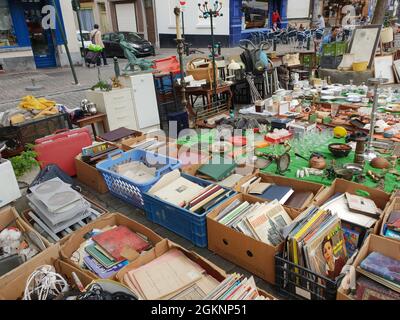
top-left (383, 210), bottom-right (400, 241)
top-left (149, 170), bottom-right (235, 214)
top-left (284, 206), bottom-right (348, 280)
top-left (73, 225), bottom-right (152, 279)
top-left (204, 273), bottom-right (271, 300)
top-left (27, 178), bottom-right (96, 239)
top-left (216, 199), bottom-right (292, 246)
top-left (354, 252), bottom-right (400, 299)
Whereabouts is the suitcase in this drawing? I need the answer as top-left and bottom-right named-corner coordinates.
top-left (35, 128), bottom-right (92, 176)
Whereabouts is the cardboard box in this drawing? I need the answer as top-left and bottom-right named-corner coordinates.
top-left (207, 193), bottom-right (285, 284)
top-left (60, 212), bottom-right (163, 279)
top-left (0, 244), bottom-right (95, 300)
top-left (75, 154), bottom-right (109, 194)
top-left (116, 239), bottom-right (276, 300)
top-left (238, 173), bottom-right (325, 219)
top-left (336, 234), bottom-right (400, 300)
top-left (0, 206), bottom-right (51, 281)
top-left (121, 132), bottom-right (178, 159)
top-left (19, 196), bottom-right (109, 245)
top-left (313, 179), bottom-right (391, 234)
top-left (380, 197), bottom-right (400, 240)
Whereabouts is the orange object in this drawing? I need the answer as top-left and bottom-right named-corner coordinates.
top-left (255, 141), bottom-right (270, 149)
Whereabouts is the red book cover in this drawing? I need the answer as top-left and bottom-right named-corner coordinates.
top-left (189, 185), bottom-right (222, 207)
top-left (92, 226), bottom-right (150, 261)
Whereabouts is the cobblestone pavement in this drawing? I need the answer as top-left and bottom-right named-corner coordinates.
top-left (0, 45), bottom-right (314, 112)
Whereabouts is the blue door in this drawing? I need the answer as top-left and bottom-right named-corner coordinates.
top-left (22, 1), bottom-right (57, 68)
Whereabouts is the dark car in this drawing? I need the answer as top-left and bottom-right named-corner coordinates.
top-left (102, 32), bottom-right (155, 58)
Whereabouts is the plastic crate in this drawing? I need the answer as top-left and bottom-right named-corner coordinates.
top-left (322, 41), bottom-right (347, 57)
top-left (96, 149), bottom-right (181, 209)
top-left (320, 55), bottom-right (343, 70)
top-left (275, 252), bottom-right (342, 300)
top-left (143, 173), bottom-right (236, 247)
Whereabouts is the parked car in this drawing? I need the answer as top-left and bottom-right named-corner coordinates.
top-left (102, 32), bottom-right (155, 58)
top-left (76, 30), bottom-right (92, 55)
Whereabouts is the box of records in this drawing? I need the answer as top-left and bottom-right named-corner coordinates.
top-left (207, 193), bottom-right (293, 284)
top-left (116, 239), bottom-right (276, 300)
top-left (337, 234), bottom-right (400, 300)
top-left (60, 213), bottom-right (163, 280)
top-left (238, 173), bottom-right (325, 219)
top-left (0, 244), bottom-right (95, 300)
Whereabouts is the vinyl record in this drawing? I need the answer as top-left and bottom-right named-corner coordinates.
top-left (47, 191), bottom-right (77, 207)
top-left (34, 180), bottom-right (63, 194)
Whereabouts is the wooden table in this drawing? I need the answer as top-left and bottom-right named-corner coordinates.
top-left (73, 113), bottom-right (108, 138)
top-left (185, 83), bottom-right (233, 117)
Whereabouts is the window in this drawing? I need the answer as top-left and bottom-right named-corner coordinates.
top-left (0, 0), bottom-right (17, 47)
top-left (242, 0), bottom-right (269, 30)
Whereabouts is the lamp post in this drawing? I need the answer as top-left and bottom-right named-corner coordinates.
top-left (72, 0), bottom-right (85, 57)
top-left (174, 7), bottom-right (188, 114)
top-left (198, 1), bottom-right (223, 103)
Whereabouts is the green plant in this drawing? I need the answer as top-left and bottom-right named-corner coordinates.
top-left (10, 145), bottom-right (39, 178)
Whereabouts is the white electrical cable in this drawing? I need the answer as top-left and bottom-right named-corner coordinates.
top-left (23, 265), bottom-right (69, 300)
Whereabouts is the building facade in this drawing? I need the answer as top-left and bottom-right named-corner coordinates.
top-left (155, 0), bottom-right (313, 48)
top-left (0, 0), bottom-right (81, 72)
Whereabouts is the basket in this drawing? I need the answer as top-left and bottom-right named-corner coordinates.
top-left (352, 61), bottom-right (368, 72)
top-left (96, 149), bottom-right (181, 209)
top-left (275, 252), bottom-right (342, 300)
top-left (186, 57), bottom-right (216, 85)
top-left (143, 173), bottom-right (235, 247)
top-left (322, 41), bottom-right (347, 57)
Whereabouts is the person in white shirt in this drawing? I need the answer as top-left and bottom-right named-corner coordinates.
top-left (317, 15), bottom-right (326, 28)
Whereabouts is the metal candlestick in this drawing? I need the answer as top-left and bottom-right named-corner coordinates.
top-left (364, 77), bottom-right (388, 161)
top-left (198, 1), bottom-right (223, 103)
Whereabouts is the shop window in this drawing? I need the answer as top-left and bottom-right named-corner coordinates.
top-left (242, 0), bottom-right (269, 30)
top-left (0, 0), bottom-right (17, 47)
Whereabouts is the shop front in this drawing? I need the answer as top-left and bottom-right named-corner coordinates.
top-left (0, 0), bottom-right (67, 71)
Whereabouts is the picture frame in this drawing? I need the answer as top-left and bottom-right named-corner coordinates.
top-left (348, 25), bottom-right (382, 69)
top-left (374, 55), bottom-right (395, 84)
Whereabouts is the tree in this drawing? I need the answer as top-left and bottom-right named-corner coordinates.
top-left (371, 0), bottom-right (388, 25)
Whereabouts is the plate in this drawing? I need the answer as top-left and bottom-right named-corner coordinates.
top-left (320, 95), bottom-right (336, 101)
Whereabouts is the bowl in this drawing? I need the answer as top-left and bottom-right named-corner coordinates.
top-left (343, 163), bottom-right (364, 175)
top-left (329, 143), bottom-right (352, 158)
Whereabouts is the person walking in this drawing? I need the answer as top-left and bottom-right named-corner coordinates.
top-left (90, 24), bottom-right (108, 66)
top-left (317, 14), bottom-right (326, 28)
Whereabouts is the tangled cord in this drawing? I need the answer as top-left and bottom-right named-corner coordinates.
top-left (77, 283), bottom-right (137, 300)
top-left (23, 265), bottom-right (69, 300)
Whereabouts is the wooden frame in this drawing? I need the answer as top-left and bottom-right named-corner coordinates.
top-left (393, 59), bottom-right (400, 83)
top-left (348, 24), bottom-right (382, 69)
top-left (374, 55), bottom-right (395, 84)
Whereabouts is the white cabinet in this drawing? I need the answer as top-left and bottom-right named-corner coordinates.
top-left (86, 88), bottom-right (137, 131)
top-left (120, 72), bottom-right (160, 133)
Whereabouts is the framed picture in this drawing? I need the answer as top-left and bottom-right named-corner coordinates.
top-left (348, 25), bottom-right (382, 69)
top-left (374, 55), bottom-right (395, 84)
top-left (393, 59), bottom-right (400, 83)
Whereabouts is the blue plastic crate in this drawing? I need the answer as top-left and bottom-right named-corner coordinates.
top-left (143, 173), bottom-right (236, 247)
top-left (96, 149), bottom-right (181, 209)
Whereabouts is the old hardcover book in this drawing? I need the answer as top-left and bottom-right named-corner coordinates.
top-left (284, 191), bottom-right (314, 209)
top-left (356, 276), bottom-right (400, 300)
top-left (360, 252), bottom-right (400, 286)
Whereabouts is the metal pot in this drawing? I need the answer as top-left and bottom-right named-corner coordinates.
top-left (87, 102), bottom-right (97, 115)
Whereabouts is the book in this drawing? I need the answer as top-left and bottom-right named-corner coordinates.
top-left (218, 174), bottom-right (244, 188)
top-left (259, 185), bottom-right (294, 205)
top-left (356, 276), bottom-right (400, 300)
top-left (284, 191), bottom-right (314, 209)
top-left (197, 157), bottom-right (237, 181)
top-left (84, 244), bottom-right (121, 269)
top-left (189, 188), bottom-right (225, 213)
top-left (345, 193), bottom-right (379, 217)
top-left (360, 252), bottom-right (400, 286)
top-left (248, 182), bottom-right (271, 195)
top-left (83, 255), bottom-right (129, 279)
top-left (92, 225), bottom-right (151, 261)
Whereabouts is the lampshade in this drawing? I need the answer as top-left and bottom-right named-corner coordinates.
top-left (228, 59), bottom-right (241, 70)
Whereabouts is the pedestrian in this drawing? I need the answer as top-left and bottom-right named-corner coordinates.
top-left (90, 24), bottom-right (108, 66)
top-left (317, 14), bottom-right (326, 29)
top-left (272, 10), bottom-right (281, 28)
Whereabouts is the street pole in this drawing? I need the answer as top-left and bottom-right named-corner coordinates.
top-left (76, 6), bottom-right (85, 57)
top-left (210, 12), bottom-right (217, 103)
top-left (182, 11), bottom-right (185, 38)
top-left (52, 0), bottom-right (79, 85)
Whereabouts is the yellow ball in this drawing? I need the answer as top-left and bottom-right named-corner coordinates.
top-left (333, 126), bottom-right (347, 138)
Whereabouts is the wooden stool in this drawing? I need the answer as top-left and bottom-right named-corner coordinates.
top-left (73, 113), bottom-right (108, 139)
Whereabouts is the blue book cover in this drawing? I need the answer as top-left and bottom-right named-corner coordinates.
top-left (259, 185), bottom-right (293, 204)
top-left (360, 252), bottom-right (400, 285)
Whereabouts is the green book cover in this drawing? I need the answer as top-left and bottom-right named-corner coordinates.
top-left (197, 156), bottom-right (237, 181)
top-left (85, 244), bottom-right (120, 269)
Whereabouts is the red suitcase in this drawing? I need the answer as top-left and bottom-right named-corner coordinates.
top-left (35, 128), bottom-right (92, 176)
